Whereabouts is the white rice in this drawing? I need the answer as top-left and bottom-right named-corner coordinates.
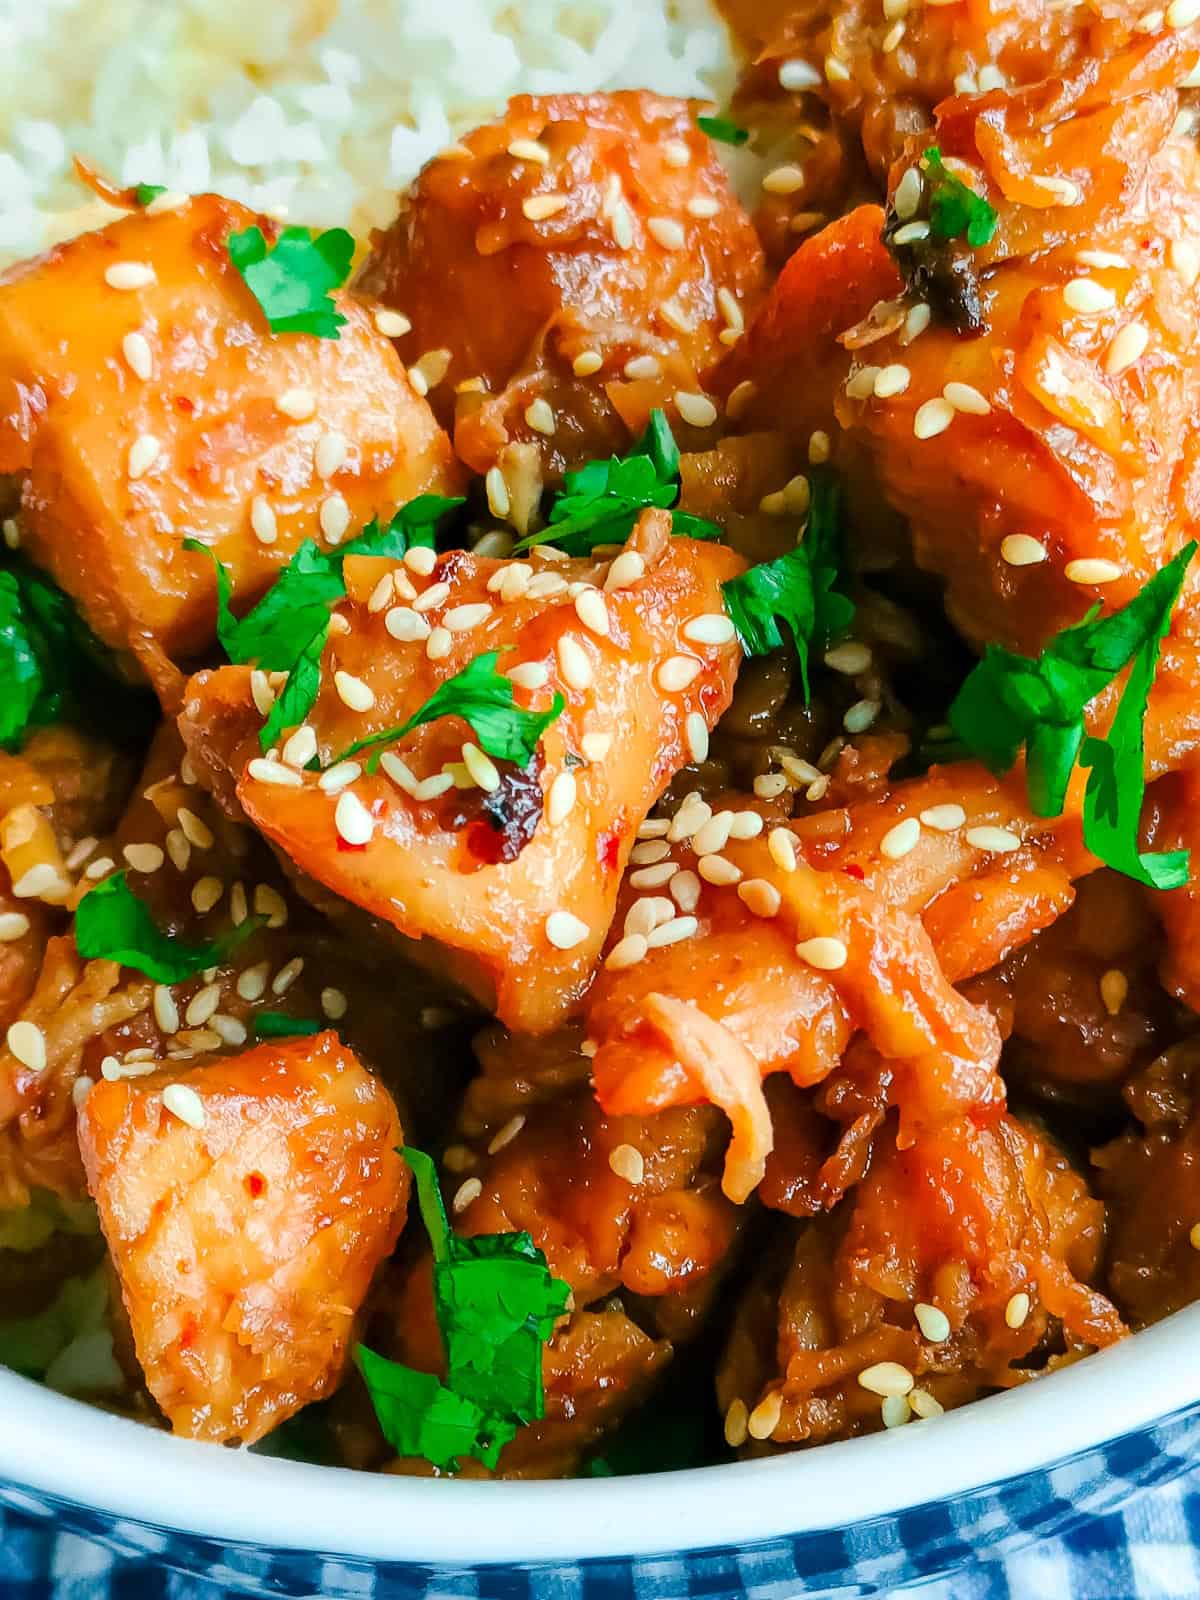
top-left (0, 0), bottom-right (737, 266)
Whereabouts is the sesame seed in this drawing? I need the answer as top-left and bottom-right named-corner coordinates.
top-left (760, 491), bottom-right (787, 515)
top-left (668, 795), bottom-right (711, 841)
top-left (405, 546), bottom-right (438, 577)
top-left (965, 824), bottom-right (1021, 853)
top-left (919, 803), bottom-right (966, 831)
top-left (629, 861), bottom-right (680, 890)
top-left (768, 828), bottom-right (798, 873)
top-left (1, 518), bottom-right (18, 551)
top-left (191, 876), bottom-right (223, 914)
top-left (123, 842), bottom-right (164, 874)
top-left (248, 757), bottom-right (302, 787)
top-left (415, 774), bottom-right (455, 800)
top-left (724, 1398), bottom-right (750, 1448)
top-left (1100, 967), bottom-right (1128, 1015)
top-left (892, 220), bottom-right (931, 245)
top-left (523, 193), bottom-right (568, 221)
top-left (105, 261), bottom-right (156, 290)
top-left (685, 711), bottom-right (709, 763)
top-left (625, 895), bottom-right (673, 936)
top-left (453, 1177), bottom-right (483, 1214)
top-left (509, 661), bottom-right (550, 690)
top-left (825, 53), bottom-right (851, 81)
top-left (210, 1015), bottom-right (247, 1048)
top-left (909, 1389), bottom-right (944, 1419)
top-left (229, 882), bottom-right (248, 925)
top-left (659, 297), bottom-right (694, 335)
top-left (606, 931), bottom-right (650, 972)
top-left (272, 957), bottom-right (304, 997)
top-left (825, 641), bottom-right (872, 675)
top-left (1005, 1291), bottom-right (1031, 1329)
top-left (747, 1391), bottom-right (783, 1440)
top-left (12, 862), bottom-right (68, 901)
top-left (5, 1021), bottom-right (45, 1073)
top-left (943, 381), bottom-right (991, 415)
top-left (574, 589), bottom-right (610, 638)
top-left (384, 604), bottom-right (433, 645)
top-left (546, 910), bottom-right (589, 950)
top-left (675, 391), bottom-right (718, 428)
top-left (880, 1395), bottom-right (911, 1428)
top-left (444, 602), bottom-right (493, 634)
top-left (670, 870), bottom-right (701, 913)
top-left (251, 670), bottom-right (276, 715)
top-left (1000, 534), bottom-right (1048, 566)
top-left (796, 936), bottom-right (848, 971)
top-left (525, 397), bottom-right (556, 435)
top-left (873, 364), bottom-right (910, 398)
top-left (693, 811), bottom-right (734, 855)
top-left (234, 963), bottom-right (267, 1003)
top-left (413, 581), bottom-right (451, 614)
top-left (379, 754), bottom-right (417, 796)
top-left (893, 168), bottom-right (922, 220)
top-left (421, 627), bottom-right (450, 663)
top-left (779, 56), bottom-right (822, 89)
top-left (334, 791), bottom-right (375, 846)
top-left (646, 914), bottom-right (699, 948)
top-left (1065, 557), bottom-right (1122, 585)
top-left (0, 912), bottom-right (30, 942)
top-left (611, 202), bottom-right (636, 249)
top-left (914, 398), bottom-right (955, 438)
top-left (282, 725), bottom-right (318, 769)
top-left (164, 830), bottom-right (190, 871)
top-left (72, 1075), bottom-right (94, 1108)
top-left (127, 433), bottom-right (161, 479)
top-left (162, 1082), bottom-right (205, 1130)
top-left (315, 430), bottom-right (348, 479)
top-left (508, 138), bottom-right (551, 164)
top-left (320, 493), bottom-right (351, 545)
top-left (250, 495), bottom-right (278, 545)
top-left (121, 329), bottom-right (153, 381)
top-left (557, 635), bottom-right (593, 691)
top-left (460, 742), bottom-right (499, 793)
top-left (527, 572), bottom-right (568, 599)
top-left (153, 985), bottom-right (180, 1034)
top-left (738, 879), bottom-right (781, 919)
top-left (843, 698), bottom-right (881, 733)
top-left (374, 308), bottom-right (411, 338)
top-left (727, 380), bottom-right (757, 422)
top-left (881, 817), bottom-right (921, 860)
top-left (808, 431), bottom-right (831, 464)
top-left (315, 988), bottom-right (347, 1025)
top-left (663, 138), bottom-right (691, 167)
top-left (1190, 1221), bottom-right (1200, 1250)
top-left (604, 550), bottom-right (645, 592)
top-left (185, 983), bottom-right (222, 1027)
top-left (717, 288), bottom-right (744, 333)
top-left (638, 818), bottom-right (671, 839)
top-left (485, 466), bottom-right (511, 518)
top-left (858, 1361), bottom-right (913, 1398)
top-left (699, 854), bottom-right (742, 886)
top-left (657, 655), bottom-right (702, 692)
top-left (275, 387), bottom-right (316, 420)
top-left (608, 1143), bottom-right (645, 1183)
top-left (683, 612), bottom-right (736, 646)
top-left (763, 164), bottom-right (806, 196)
top-left (624, 354), bottom-right (661, 380)
top-left (688, 196), bottom-right (721, 219)
top-left (1104, 321), bottom-right (1150, 376)
top-left (915, 1302), bottom-right (951, 1342)
top-left (573, 350), bottom-right (603, 377)
top-left (647, 216), bottom-right (686, 250)
top-left (177, 808), bottom-right (213, 850)
top-left (1064, 278), bottom-right (1116, 314)
top-left (846, 366), bottom-right (880, 400)
top-left (631, 839), bottom-right (671, 865)
top-left (497, 564), bottom-right (532, 602)
top-left (1169, 0), bottom-right (1200, 26)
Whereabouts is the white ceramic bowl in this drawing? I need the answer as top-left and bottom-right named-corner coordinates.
top-left (2, 1305), bottom-right (1199, 1596)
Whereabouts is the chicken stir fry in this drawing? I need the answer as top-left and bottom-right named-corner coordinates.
top-left (5, 4), bottom-right (1200, 1479)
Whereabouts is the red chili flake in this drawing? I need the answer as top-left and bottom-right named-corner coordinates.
top-left (175, 395), bottom-right (195, 414)
top-left (597, 830), bottom-right (622, 872)
top-left (843, 863), bottom-right (865, 880)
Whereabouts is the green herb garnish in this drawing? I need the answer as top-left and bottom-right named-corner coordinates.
top-left (357, 1147), bottom-right (570, 1472)
top-left (696, 114), bottom-right (750, 148)
top-left (922, 146), bottom-right (998, 249)
top-left (334, 650), bottom-right (564, 771)
top-left (254, 1012), bottom-right (322, 1040)
top-left (227, 224), bottom-right (355, 339)
top-left (0, 1267), bottom-right (122, 1395)
top-left (0, 562), bottom-right (154, 752)
top-left (949, 542), bottom-right (1196, 887)
top-left (514, 411), bottom-right (721, 555)
top-left (720, 469), bottom-right (854, 700)
top-left (134, 183), bottom-right (167, 206)
top-left (185, 495), bottom-right (464, 750)
top-left (75, 870), bottom-right (259, 983)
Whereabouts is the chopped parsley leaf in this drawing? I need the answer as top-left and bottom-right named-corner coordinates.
top-left (259, 624), bottom-right (327, 754)
top-left (333, 650), bottom-right (564, 771)
top-left (357, 1147), bottom-right (569, 1471)
top-left (253, 1012), bottom-right (322, 1040)
top-left (922, 147), bottom-right (998, 249)
top-left (697, 115), bottom-right (750, 147)
top-left (720, 469), bottom-right (854, 700)
top-left (0, 561), bottom-right (154, 753)
top-left (227, 224), bottom-right (355, 339)
top-left (134, 183), bottom-right (167, 206)
top-left (949, 542), bottom-right (1196, 887)
top-left (75, 870), bottom-right (259, 983)
top-left (514, 410), bottom-right (721, 555)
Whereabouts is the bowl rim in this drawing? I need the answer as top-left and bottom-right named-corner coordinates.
top-left (1, 1302), bottom-right (1198, 1566)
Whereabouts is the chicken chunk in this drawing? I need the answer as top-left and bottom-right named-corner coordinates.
top-left (0, 194), bottom-right (462, 687)
top-left (178, 511), bottom-right (745, 1033)
top-left (358, 92), bottom-right (766, 492)
top-left (717, 1112), bottom-right (1125, 1450)
top-left (76, 1031), bottom-right (407, 1444)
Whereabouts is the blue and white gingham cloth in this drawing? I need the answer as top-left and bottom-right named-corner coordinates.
top-left (5, 1472), bottom-right (1200, 1600)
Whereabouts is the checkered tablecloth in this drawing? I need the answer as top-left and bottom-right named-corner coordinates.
top-left (4, 1470), bottom-right (1200, 1600)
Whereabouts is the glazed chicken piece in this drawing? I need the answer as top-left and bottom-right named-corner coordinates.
top-left (381, 1021), bottom-right (737, 1478)
top-left (357, 91), bottom-right (766, 501)
top-left (77, 1031), bottom-right (408, 1444)
top-left (717, 1111), bottom-right (1125, 1450)
top-left (178, 510), bottom-right (745, 1033)
top-left (0, 725), bottom-right (463, 1211)
top-left (0, 194), bottom-right (462, 690)
top-left (719, 31), bottom-right (1200, 662)
top-left (1094, 1037), bottom-right (1200, 1329)
top-left (0, 726), bottom-right (136, 1034)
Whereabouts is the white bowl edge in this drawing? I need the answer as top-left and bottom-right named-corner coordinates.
top-left (1, 1303), bottom-right (1198, 1568)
